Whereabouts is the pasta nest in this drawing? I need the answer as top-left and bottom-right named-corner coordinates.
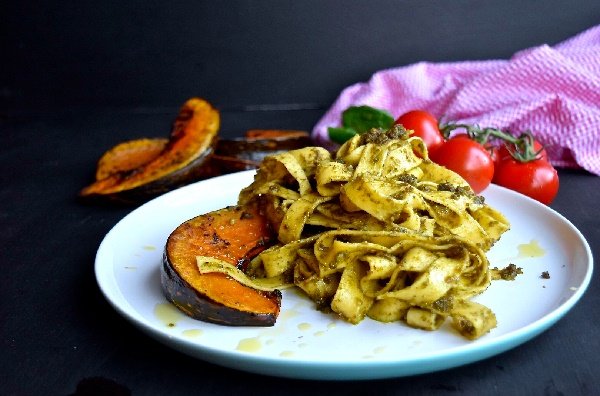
top-left (217, 126), bottom-right (510, 339)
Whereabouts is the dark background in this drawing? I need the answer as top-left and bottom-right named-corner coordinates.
top-left (2, 1), bottom-right (600, 395)
top-left (3, 0), bottom-right (600, 112)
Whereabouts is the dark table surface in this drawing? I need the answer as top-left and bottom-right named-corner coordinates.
top-left (3, 1), bottom-right (600, 395)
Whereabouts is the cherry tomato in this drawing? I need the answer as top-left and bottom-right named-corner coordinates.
top-left (493, 159), bottom-right (559, 205)
top-left (494, 140), bottom-right (548, 166)
top-left (394, 110), bottom-right (444, 156)
top-left (430, 135), bottom-right (494, 194)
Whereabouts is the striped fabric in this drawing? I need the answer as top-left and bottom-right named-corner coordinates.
top-left (312, 25), bottom-right (600, 175)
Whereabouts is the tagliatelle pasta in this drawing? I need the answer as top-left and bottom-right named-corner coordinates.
top-left (200, 126), bottom-right (510, 340)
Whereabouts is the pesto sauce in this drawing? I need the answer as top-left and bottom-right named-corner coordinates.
top-left (492, 263), bottom-right (523, 280)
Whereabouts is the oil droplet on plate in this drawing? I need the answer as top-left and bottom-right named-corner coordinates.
top-left (373, 346), bottom-right (386, 354)
top-left (280, 350), bottom-right (294, 357)
top-left (182, 329), bottom-right (203, 338)
top-left (279, 309), bottom-right (299, 322)
top-left (143, 245), bottom-right (157, 251)
top-left (314, 330), bottom-right (326, 337)
top-left (237, 337), bottom-right (262, 353)
top-left (327, 322), bottom-right (336, 330)
top-left (297, 322), bottom-right (311, 331)
top-left (517, 240), bottom-right (545, 258)
top-left (154, 302), bottom-right (184, 327)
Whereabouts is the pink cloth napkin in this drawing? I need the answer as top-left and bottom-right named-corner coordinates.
top-left (312, 25), bottom-right (600, 175)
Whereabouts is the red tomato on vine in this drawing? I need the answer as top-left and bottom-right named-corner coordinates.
top-left (430, 135), bottom-right (495, 194)
top-left (493, 158), bottom-right (559, 205)
top-left (394, 110), bottom-right (445, 156)
top-left (493, 139), bottom-right (548, 167)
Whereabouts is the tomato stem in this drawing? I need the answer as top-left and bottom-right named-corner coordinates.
top-left (439, 122), bottom-right (545, 163)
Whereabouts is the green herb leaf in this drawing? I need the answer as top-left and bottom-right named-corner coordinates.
top-left (328, 127), bottom-right (358, 144)
top-left (341, 106), bottom-right (395, 134)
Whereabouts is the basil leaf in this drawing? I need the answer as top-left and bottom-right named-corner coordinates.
top-left (341, 106), bottom-right (394, 134)
top-left (328, 127), bottom-right (358, 144)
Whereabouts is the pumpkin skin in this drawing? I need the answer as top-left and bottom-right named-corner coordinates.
top-left (79, 97), bottom-right (220, 204)
top-left (161, 203), bottom-right (281, 326)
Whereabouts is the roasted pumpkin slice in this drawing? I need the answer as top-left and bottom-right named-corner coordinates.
top-left (80, 97), bottom-right (220, 203)
top-left (216, 129), bottom-right (311, 161)
top-left (95, 138), bottom-right (168, 180)
top-left (161, 203), bottom-right (281, 326)
top-left (244, 129), bottom-right (310, 140)
top-left (210, 129), bottom-right (312, 174)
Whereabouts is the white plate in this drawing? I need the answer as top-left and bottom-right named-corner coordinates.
top-left (95, 170), bottom-right (593, 380)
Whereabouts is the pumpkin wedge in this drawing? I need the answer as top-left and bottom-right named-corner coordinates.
top-left (161, 203), bottom-right (282, 326)
top-left (80, 97), bottom-right (219, 204)
top-left (216, 129), bottom-right (311, 163)
top-left (210, 129), bottom-right (311, 174)
top-left (95, 138), bottom-right (168, 180)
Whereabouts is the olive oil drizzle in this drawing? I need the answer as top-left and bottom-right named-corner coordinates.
top-left (517, 239), bottom-right (545, 258)
top-left (154, 302), bottom-right (185, 327)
